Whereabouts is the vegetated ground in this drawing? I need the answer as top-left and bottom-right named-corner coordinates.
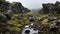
top-left (0, 10), bottom-right (60, 34)
top-left (0, 0), bottom-right (60, 34)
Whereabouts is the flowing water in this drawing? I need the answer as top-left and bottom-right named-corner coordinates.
top-left (22, 23), bottom-right (39, 34)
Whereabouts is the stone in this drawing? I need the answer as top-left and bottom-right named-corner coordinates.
top-left (0, 14), bottom-right (7, 23)
top-left (11, 2), bottom-right (30, 14)
top-left (42, 1), bottom-right (60, 14)
top-left (0, 1), bottom-right (10, 12)
top-left (49, 27), bottom-right (59, 32)
top-left (25, 30), bottom-right (30, 34)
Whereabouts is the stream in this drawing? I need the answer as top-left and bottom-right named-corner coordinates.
top-left (22, 23), bottom-right (39, 34)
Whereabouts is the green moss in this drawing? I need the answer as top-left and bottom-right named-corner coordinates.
top-left (41, 19), bottom-right (49, 25)
top-left (9, 27), bottom-right (21, 32)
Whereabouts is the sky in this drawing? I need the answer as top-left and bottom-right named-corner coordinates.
top-left (6, 0), bottom-right (60, 9)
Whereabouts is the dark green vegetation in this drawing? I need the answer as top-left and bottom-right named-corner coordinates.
top-left (0, 0), bottom-right (60, 34)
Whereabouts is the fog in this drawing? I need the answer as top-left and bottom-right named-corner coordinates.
top-left (6, 0), bottom-right (60, 9)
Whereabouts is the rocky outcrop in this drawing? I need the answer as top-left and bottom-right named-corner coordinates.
top-left (11, 2), bottom-right (30, 14)
top-left (0, 0), bottom-right (30, 21)
top-left (0, 0), bottom-right (10, 13)
top-left (42, 1), bottom-right (60, 14)
top-left (0, 0), bottom-right (30, 14)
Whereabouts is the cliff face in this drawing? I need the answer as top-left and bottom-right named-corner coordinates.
top-left (42, 1), bottom-right (60, 14)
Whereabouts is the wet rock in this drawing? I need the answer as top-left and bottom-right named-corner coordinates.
top-left (33, 28), bottom-right (38, 31)
top-left (25, 30), bottom-right (30, 34)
